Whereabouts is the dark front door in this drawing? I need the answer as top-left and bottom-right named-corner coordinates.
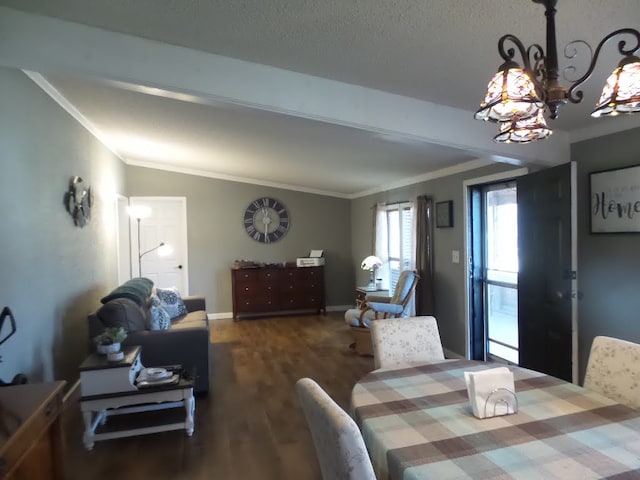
top-left (517, 162), bottom-right (577, 382)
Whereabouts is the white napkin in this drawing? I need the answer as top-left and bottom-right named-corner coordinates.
top-left (464, 367), bottom-right (516, 419)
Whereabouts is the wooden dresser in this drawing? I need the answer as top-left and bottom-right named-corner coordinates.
top-left (0, 381), bottom-right (66, 480)
top-left (231, 266), bottom-right (325, 320)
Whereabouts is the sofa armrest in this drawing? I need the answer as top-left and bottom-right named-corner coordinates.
top-left (182, 295), bottom-right (206, 313)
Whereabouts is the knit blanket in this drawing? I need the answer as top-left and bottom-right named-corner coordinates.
top-left (100, 277), bottom-right (154, 306)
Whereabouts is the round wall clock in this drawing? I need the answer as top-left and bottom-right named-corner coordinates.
top-left (243, 197), bottom-right (290, 243)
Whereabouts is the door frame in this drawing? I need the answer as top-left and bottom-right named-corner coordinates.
top-left (115, 194), bottom-right (132, 285)
top-left (462, 167), bottom-right (528, 360)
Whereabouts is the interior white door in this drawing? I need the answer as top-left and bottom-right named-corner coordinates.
top-left (129, 196), bottom-right (189, 294)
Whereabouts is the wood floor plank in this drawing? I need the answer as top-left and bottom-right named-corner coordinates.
top-left (63, 312), bottom-right (374, 479)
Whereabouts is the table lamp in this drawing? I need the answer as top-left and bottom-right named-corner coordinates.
top-left (361, 255), bottom-right (382, 288)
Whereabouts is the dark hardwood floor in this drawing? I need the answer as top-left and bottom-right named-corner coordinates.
top-left (63, 313), bottom-right (374, 479)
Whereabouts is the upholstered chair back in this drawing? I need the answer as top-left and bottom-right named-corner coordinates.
top-left (389, 270), bottom-right (418, 309)
top-left (370, 316), bottom-right (445, 369)
top-left (584, 335), bottom-right (640, 409)
top-left (296, 378), bottom-right (376, 480)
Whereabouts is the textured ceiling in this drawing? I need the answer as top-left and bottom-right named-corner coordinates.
top-left (2, 0), bottom-right (640, 196)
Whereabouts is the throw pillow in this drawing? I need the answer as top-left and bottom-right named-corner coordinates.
top-left (96, 298), bottom-right (147, 333)
top-left (155, 287), bottom-right (188, 319)
top-left (149, 304), bottom-right (171, 330)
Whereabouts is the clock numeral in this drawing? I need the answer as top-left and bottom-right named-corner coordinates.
top-left (246, 225), bottom-right (256, 235)
top-left (252, 231), bottom-right (262, 242)
top-left (262, 197), bottom-right (271, 207)
top-left (243, 216), bottom-right (253, 225)
top-left (252, 200), bottom-right (261, 209)
top-left (276, 224), bottom-right (287, 233)
top-left (264, 233), bottom-right (271, 243)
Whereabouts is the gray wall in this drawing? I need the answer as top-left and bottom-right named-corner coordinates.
top-left (125, 166), bottom-right (354, 312)
top-left (0, 67), bottom-right (125, 384)
top-left (350, 162), bottom-right (522, 357)
top-left (573, 128), bottom-right (640, 382)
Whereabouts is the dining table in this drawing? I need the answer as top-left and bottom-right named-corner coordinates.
top-left (351, 359), bottom-right (640, 479)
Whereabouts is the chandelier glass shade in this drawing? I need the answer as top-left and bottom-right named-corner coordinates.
top-left (592, 57), bottom-right (640, 117)
top-left (494, 108), bottom-right (552, 144)
top-left (475, 63), bottom-right (544, 123)
top-left (475, 0), bottom-right (640, 143)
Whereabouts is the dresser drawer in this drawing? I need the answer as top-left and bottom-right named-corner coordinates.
top-left (235, 294), bottom-right (279, 312)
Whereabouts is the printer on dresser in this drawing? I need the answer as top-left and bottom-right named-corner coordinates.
top-left (231, 264), bottom-right (325, 320)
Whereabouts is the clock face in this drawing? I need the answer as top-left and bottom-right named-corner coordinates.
top-left (243, 197), bottom-right (290, 243)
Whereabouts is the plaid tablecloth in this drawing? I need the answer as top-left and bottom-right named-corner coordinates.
top-left (351, 359), bottom-right (640, 480)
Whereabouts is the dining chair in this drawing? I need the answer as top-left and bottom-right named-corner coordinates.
top-left (295, 377), bottom-right (376, 480)
top-left (370, 316), bottom-right (445, 369)
top-left (583, 335), bottom-right (640, 409)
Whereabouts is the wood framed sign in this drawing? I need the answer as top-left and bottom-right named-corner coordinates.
top-left (436, 200), bottom-right (453, 228)
top-left (590, 165), bottom-right (640, 233)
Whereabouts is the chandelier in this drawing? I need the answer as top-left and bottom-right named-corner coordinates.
top-left (475, 0), bottom-right (640, 144)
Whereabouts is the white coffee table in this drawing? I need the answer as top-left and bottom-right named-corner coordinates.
top-left (79, 346), bottom-right (195, 450)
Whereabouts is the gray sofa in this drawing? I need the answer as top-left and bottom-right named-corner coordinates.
top-left (88, 279), bottom-right (210, 394)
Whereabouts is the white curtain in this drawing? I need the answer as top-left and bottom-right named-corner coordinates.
top-left (374, 203), bottom-right (388, 289)
top-left (373, 201), bottom-right (417, 316)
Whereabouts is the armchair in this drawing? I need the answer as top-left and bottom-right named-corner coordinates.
top-left (345, 270), bottom-right (420, 355)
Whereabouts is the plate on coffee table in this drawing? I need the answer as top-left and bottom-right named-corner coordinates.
top-left (142, 368), bottom-right (170, 380)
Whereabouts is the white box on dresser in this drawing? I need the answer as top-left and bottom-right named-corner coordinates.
top-left (79, 345), bottom-right (143, 396)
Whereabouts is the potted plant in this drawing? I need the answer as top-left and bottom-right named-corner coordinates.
top-left (94, 327), bottom-right (127, 356)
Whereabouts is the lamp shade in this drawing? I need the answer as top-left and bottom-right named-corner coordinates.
top-left (361, 256), bottom-right (382, 271)
top-left (493, 108), bottom-right (552, 144)
top-left (592, 57), bottom-right (640, 118)
top-left (475, 63), bottom-right (543, 123)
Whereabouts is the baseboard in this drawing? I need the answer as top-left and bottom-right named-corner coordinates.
top-left (207, 306), bottom-right (350, 321)
top-left (327, 305), bottom-right (351, 312)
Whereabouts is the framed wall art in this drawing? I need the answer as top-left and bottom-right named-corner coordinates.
top-left (436, 200), bottom-right (453, 228)
top-left (590, 165), bottom-right (640, 233)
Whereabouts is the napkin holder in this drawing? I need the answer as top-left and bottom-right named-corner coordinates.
top-left (465, 367), bottom-right (518, 419)
top-left (483, 388), bottom-right (518, 418)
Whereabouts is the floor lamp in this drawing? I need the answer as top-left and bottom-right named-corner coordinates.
top-left (126, 205), bottom-right (167, 277)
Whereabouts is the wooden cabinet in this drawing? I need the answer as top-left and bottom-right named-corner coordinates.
top-left (232, 266), bottom-right (325, 319)
top-left (0, 381), bottom-right (66, 480)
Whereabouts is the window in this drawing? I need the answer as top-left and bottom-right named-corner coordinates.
top-left (379, 203), bottom-right (414, 293)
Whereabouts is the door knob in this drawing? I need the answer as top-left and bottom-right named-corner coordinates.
top-left (177, 265), bottom-right (183, 269)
